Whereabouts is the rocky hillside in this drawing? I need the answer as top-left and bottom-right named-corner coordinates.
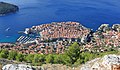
top-left (2, 54), bottom-right (120, 70)
top-left (81, 54), bottom-right (120, 70)
top-left (40, 55), bottom-right (120, 70)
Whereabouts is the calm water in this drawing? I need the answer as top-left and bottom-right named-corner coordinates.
top-left (0, 0), bottom-right (120, 42)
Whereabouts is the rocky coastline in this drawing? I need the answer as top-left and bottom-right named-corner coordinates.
top-left (0, 2), bottom-right (19, 15)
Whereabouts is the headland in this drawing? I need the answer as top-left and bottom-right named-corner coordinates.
top-left (0, 2), bottom-right (19, 15)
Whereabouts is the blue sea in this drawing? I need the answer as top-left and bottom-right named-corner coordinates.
top-left (0, 0), bottom-right (120, 42)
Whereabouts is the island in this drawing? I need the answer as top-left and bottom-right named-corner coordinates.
top-left (0, 2), bottom-right (19, 15)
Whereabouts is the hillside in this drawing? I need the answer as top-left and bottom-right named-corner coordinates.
top-left (0, 2), bottom-right (19, 15)
top-left (81, 54), bottom-right (120, 70)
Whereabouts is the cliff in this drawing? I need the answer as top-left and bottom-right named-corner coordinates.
top-left (0, 2), bottom-right (19, 15)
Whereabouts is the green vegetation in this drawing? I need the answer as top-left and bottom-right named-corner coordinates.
top-left (0, 2), bottom-right (19, 15)
top-left (0, 42), bottom-right (119, 66)
top-left (65, 42), bottom-right (80, 64)
top-left (0, 50), bottom-right (9, 58)
top-left (16, 53), bottom-right (24, 62)
top-left (8, 51), bottom-right (17, 60)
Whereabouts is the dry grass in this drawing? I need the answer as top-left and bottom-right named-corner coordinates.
top-left (0, 64), bottom-right (2, 70)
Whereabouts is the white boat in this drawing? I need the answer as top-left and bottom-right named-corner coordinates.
top-left (5, 27), bottom-right (10, 31)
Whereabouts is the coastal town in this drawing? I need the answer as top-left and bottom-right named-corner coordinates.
top-left (1, 0), bottom-right (120, 70)
top-left (0, 22), bottom-right (120, 54)
top-left (0, 22), bottom-right (120, 70)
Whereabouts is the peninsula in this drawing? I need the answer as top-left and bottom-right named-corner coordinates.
top-left (0, 22), bottom-right (120, 70)
top-left (0, 2), bottom-right (19, 15)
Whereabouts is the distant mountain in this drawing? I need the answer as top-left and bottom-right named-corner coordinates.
top-left (0, 2), bottom-right (19, 15)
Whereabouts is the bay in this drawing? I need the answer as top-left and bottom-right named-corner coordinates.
top-left (0, 0), bottom-right (120, 42)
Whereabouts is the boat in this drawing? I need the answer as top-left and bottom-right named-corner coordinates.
top-left (5, 28), bottom-right (10, 31)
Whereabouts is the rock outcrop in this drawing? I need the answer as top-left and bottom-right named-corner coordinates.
top-left (112, 24), bottom-right (120, 32)
top-left (81, 54), bottom-right (120, 70)
top-left (98, 24), bottom-right (109, 32)
top-left (2, 64), bottom-right (34, 70)
top-left (0, 2), bottom-right (19, 15)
